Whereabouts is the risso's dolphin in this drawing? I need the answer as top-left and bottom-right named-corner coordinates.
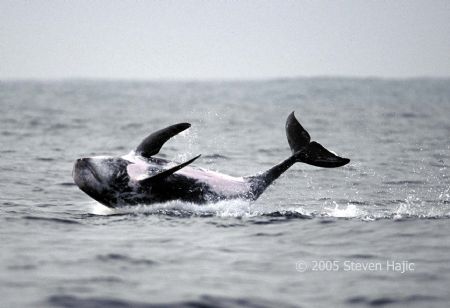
top-left (73, 112), bottom-right (350, 208)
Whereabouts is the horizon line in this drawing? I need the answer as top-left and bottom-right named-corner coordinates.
top-left (2, 74), bottom-right (450, 83)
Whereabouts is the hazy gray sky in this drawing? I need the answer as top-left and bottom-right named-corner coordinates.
top-left (1, 0), bottom-right (449, 80)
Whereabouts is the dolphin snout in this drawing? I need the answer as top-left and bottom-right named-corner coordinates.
top-left (73, 158), bottom-right (91, 181)
top-left (74, 158), bottom-right (92, 170)
top-left (76, 157), bottom-right (88, 164)
top-left (73, 158), bottom-right (104, 185)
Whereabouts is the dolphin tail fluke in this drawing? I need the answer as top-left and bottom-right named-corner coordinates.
top-left (247, 112), bottom-right (349, 200)
top-left (292, 141), bottom-right (350, 167)
top-left (286, 112), bottom-right (350, 168)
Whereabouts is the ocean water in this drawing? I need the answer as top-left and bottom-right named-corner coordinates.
top-left (0, 78), bottom-right (449, 307)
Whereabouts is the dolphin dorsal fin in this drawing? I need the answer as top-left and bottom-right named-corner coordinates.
top-left (139, 154), bottom-right (201, 186)
top-left (136, 123), bottom-right (191, 158)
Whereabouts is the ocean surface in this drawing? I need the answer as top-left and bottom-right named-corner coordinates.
top-left (1, 78), bottom-right (449, 307)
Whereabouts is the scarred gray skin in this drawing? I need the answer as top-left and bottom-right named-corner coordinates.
top-left (73, 112), bottom-right (350, 208)
top-left (73, 153), bottom-right (255, 206)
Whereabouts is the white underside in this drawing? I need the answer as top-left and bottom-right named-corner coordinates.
top-left (122, 152), bottom-right (250, 196)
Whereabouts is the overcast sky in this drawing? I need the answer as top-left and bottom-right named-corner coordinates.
top-left (1, 0), bottom-right (449, 80)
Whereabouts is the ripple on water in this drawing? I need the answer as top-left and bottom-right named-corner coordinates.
top-left (47, 294), bottom-right (297, 308)
top-left (346, 295), bottom-right (443, 306)
top-left (382, 180), bottom-right (425, 185)
top-left (58, 182), bottom-right (76, 186)
top-left (202, 153), bottom-right (230, 159)
top-left (35, 157), bottom-right (55, 162)
top-left (96, 253), bottom-right (157, 266)
top-left (22, 216), bottom-right (81, 225)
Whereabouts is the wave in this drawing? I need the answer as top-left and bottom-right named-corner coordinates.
top-left (346, 295), bottom-right (443, 306)
top-left (83, 197), bottom-right (450, 221)
top-left (202, 153), bottom-right (230, 159)
top-left (48, 294), bottom-right (295, 308)
top-left (96, 253), bottom-right (156, 265)
top-left (382, 180), bottom-right (425, 185)
top-left (23, 215), bottom-right (81, 225)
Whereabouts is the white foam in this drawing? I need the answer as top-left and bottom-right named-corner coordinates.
top-left (130, 199), bottom-right (257, 217)
top-left (323, 202), bottom-right (362, 218)
top-left (86, 196), bottom-right (450, 220)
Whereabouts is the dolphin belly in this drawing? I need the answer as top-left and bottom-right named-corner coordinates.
top-left (124, 154), bottom-right (252, 202)
top-left (174, 166), bottom-right (251, 199)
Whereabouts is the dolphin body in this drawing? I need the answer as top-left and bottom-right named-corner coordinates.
top-left (73, 112), bottom-right (350, 208)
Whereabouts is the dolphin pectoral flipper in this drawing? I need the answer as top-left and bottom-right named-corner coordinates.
top-left (136, 123), bottom-right (191, 158)
top-left (139, 154), bottom-right (201, 186)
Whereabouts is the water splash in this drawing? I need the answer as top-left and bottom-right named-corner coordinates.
top-left (87, 197), bottom-right (450, 220)
top-left (323, 202), bottom-right (363, 218)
